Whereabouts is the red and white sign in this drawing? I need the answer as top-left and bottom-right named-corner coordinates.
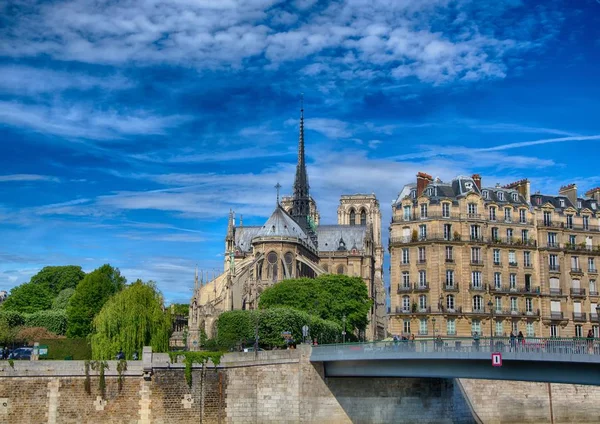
top-left (491, 352), bottom-right (502, 367)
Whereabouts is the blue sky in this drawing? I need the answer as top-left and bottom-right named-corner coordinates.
top-left (1, 0), bottom-right (599, 304)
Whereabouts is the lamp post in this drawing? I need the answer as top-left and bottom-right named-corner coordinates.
top-left (432, 317), bottom-right (436, 337)
top-left (488, 299), bottom-right (494, 352)
top-left (342, 315), bottom-right (347, 344)
top-left (595, 305), bottom-right (600, 353)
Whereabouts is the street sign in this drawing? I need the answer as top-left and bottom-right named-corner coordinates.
top-left (492, 352), bottom-right (502, 367)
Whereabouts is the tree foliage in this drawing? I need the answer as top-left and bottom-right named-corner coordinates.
top-left (0, 310), bottom-right (26, 327)
top-left (0, 319), bottom-right (19, 346)
top-left (169, 303), bottom-right (190, 316)
top-left (52, 288), bottom-right (76, 310)
top-left (90, 280), bottom-right (171, 360)
top-left (1, 282), bottom-right (52, 314)
top-left (25, 310), bottom-right (68, 335)
top-left (258, 274), bottom-right (372, 336)
top-left (29, 265), bottom-right (85, 296)
top-left (216, 307), bottom-right (341, 350)
top-left (67, 264), bottom-right (126, 338)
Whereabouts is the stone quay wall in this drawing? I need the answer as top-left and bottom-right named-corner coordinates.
top-left (1, 345), bottom-right (599, 423)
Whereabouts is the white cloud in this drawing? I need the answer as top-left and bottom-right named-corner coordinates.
top-left (0, 174), bottom-right (61, 183)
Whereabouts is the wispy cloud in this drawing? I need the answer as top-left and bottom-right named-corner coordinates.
top-left (469, 122), bottom-right (582, 137)
top-left (0, 174), bottom-right (61, 183)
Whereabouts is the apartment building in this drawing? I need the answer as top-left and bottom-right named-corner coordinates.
top-left (389, 172), bottom-right (600, 339)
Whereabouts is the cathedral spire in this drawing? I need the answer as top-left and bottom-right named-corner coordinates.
top-left (292, 94), bottom-right (310, 221)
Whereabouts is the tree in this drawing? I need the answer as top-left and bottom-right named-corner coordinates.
top-left (258, 274), bottom-right (372, 337)
top-left (90, 280), bottom-right (171, 359)
top-left (1, 282), bottom-right (52, 314)
top-left (29, 266), bottom-right (85, 296)
top-left (52, 288), bottom-right (76, 310)
top-left (66, 264), bottom-right (126, 338)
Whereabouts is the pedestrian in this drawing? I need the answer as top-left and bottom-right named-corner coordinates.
top-left (409, 334), bottom-right (416, 352)
top-left (116, 350), bottom-right (125, 360)
top-left (510, 331), bottom-right (516, 352)
top-left (473, 332), bottom-right (480, 352)
top-left (132, 351), bottom-right (139, 360)
top-left (313, 338), bottom-right (318, 346)
top-left (435, 335), bottom-right (443, 352)
top-left (587, 329), bottom-right (594, 354)
top-left (517, 331), bottom-right (525, 351)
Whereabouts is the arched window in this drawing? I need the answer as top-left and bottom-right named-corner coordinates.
top-left (349, 209), bottom-right (356, 225)
top-left (337, 265), bottom-right (345, 274)
top-left (446, 295), bottom-right (455, 310)
top-left (360, 209), bottom-right (367, 225)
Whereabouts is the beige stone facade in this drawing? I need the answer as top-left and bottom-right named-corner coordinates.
top-left (389, 173), bottom-right (600, 339)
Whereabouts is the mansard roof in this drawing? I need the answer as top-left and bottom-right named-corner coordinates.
top-left (317, 225), bottom-right (367, 252)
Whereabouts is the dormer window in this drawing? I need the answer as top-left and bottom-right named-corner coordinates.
top-left (536, 197), bottom-right (542, 206)
top-left (498, 192), bottom-right (504, 201)
top-left (411, 189), bottom-right (416, 198)
top-left (559, 199), bottom-right (565, 208)
top-left (482, 190), bottom-right (489, 199)
top-left (577, 200), bottom-right (582, 209)
top-left (512, 193), bottom-right (518, 202)
top-left (592, 202), bottom-right (597, 210)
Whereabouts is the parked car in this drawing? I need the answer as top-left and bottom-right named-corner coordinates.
top-left (9, 347), bottom-right (33, 360)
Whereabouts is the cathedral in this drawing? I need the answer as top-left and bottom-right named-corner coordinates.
top-left (187, 105), bottom-right (386, 348)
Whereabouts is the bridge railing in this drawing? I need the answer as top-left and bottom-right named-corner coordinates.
top-left (312, 337), bottom-right (600, 359)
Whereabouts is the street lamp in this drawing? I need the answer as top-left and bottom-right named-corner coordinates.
top-left (488, 299), bottom-right (494, 352)
top-left (342, 315), bottom-right (347, 344)
top-left (596, 304), bottom-right (600, 338)
top-left (432, 317), bottom-right (436, 337)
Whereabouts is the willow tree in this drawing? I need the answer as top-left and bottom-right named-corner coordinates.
top-left (90, 280), bottom-right (171, 359)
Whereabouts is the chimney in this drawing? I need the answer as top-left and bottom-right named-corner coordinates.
top-left (503, 179), bottom-right (531, 203)
top-left (559, 184), bottom-right (577, 207)
top-left (416, 172), bottom-right (433, 197)
top-left (586, 187), bottom-right (600, 202)
top-left (471, 174), bottom-right (482, 191)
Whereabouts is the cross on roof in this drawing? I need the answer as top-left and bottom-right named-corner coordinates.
top-left (275, 182), bottom-right (282, 204)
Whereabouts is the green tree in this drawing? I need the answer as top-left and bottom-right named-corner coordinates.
top-left (258, 274), bottom-right (372, 337)
top-left (29, 266), bottom-right (85, 296)
top-left (66, 264), bottom-right (126, 338)
top-left (90, 280), bottom-right (171, 359)
top-left (52, 288), bottom-right (76, 310)
top-left (1, 282), bottom-right (52, 314)
top-left (168, 303), bottom-right (190, 316)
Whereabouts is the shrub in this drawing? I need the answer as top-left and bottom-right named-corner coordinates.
top-left (0, 310), bottom-right (25, 327)
top-left (17, 327), bottom-right (64, 345)
top-left (25, 310), bottom-right (68, 335)
top-left (40, 338), bottom-right (92, 360)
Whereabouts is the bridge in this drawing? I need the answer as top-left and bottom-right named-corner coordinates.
top-left (311, 337), bottom-right (600, 385)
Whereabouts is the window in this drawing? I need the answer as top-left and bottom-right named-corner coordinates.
top-left (495, 321), bottom-right (503, 336)
top-left (508, 251), bottom-right (516, 265)
top-left (578, 200), bottom-right (582, 209)
top-left (447, 319), bottom-right (456, 335)
top-left (468, 203), bottom-right (478, 216)
top-left (419, 319), bottom-right (428, 335)
top-left (494, 273), bottom-right (502, 288)
top-left (547, 232), bottom-right (557, 247)
top-left (482, 190), bottom-right (489, 199)
top-left (495, 296), bottom-right (502, 311)
top-left (493, 249), bottom-right (501, 265)
top-left (471, 247), bottom-right (481, 263)
top-left (360, 210), bottom-right (366, 225)
top-left (510, 297), bottom-right (518, 312)
top-left (594, 326), bottom-right (599, 338)
top-left (504, 207), bottom-right (512, 222)
top-left (506, 228), bottom-right (513, 241)
top-left (592, 302), bottom-right (598, 319)
top-left (442, 203), bottom-right (450, 218)
top-left (512, 321), bottom-right (518, 334)
top-left (402, 248), bottom-right (410, 264)
top-left (402, 272), bottom-right (410, 288)
top-left (419, 224), bottom-right (427, 240)
top-left (489, 206), bottom-right (497, 221)
top-left (550, 324), bottom-right (559, 337)
top-left (419, 270), bottom-right (427, 286)
top-left (583, 215), bottom-right (590, 230)
top-left (525, 298), bottom-right (533, 313)
top-left (402, 295), bottom-right (410, 311)
top-left (510, 274), bottom-right (517, 289)
top-left (551, 300), bottom-right (561, 313)
top-left (519, 209), bottom-right (526, 223)
top-left (470, 225), bottom-right (481, 240)
top-left (349, 209), bottom-right (356, 225)
top-left (498, 192), bottom-right (504, 201)
top-left (446, 295), bottom-right (455, 310)
top-left (589, 257), bottom-right (596, 272)
top-left (445, 246), bottom-right (453, 261)
top-left (526, 322), bottom-right (535, 337)
top-left (569, 234), bottom-right (576, 246)
top-left (525, 274), bottom-right (532, 292)
top-left (419, 294), bottom-right (427, 310)
top-left (418, 247), bottom-right (426, 262)
top-left (566, 215), bottom-right (573, 229)
top-left (471, 271), bottom-right (482, 288)
top-left (446, 270), bottom-right (454, 285)
top-left (591, 280), bottom-right (597, 295)
top-left (549, 254), bottom-right (558, 270)
top-left (473, 295), bottom-right (483, 311)
top-left (491, 227), bottom-right (499, 241)
top-left (443, 224), bottom-right (452, 241)
top-left (471, 319), bottom-right (481, 335)
top-left (420, 203), bottom-right (428, 218)
top-left (576, 325), bottom-right (583, 338)
top-left (403, 205), bottom-right (411, 220)
top-left (559, 199), bottom-right (565, 208)
top-left (522, 229), bottom-right (529, 243)
top-left (512, 193), bottom-right (518, 202)
top-left (543, 211), bottom-right (552, 226)
top-left (571, 256), bottom-right (580, 271)
top-left (403, 320), bottom-right (411, 334)
top-left (524, 251), bottom-right (531, 267)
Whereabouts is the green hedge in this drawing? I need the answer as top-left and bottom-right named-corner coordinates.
top-left (216, 307), bottom-right (341, 350)
top-left (25, 310), bottom-right (67, 335)
top-left (39, 338), bottom-right (91, 360)
top-left (0, 310), bottom-right (26, 327)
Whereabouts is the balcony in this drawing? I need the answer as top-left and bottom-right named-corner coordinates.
top-left (442, 306), bottom-right (463, 315)
top-left (394, 306), bottom-right (411, 314)
top-left (549, 312), bottom-right (564, 320)
top-left (444, 283), bottom-right (459, 292)
top-left (524, 262), bottom-right (533, 269)
top-left (397, 285), bottom-right (411, 293)
top-left (573, 312), bottom-right (587, 322)
top-left (470, 259), bottom-right (484, 266)
top-left (546, 242), bottom-right (560, 249)
top-left (589, 268), bottom-right (598, 274)
top-left (549, 288), bottom-right (563, 296)
top-left (469, 283), bottom-right (487, 292)
top-left (570, 288), bottom-right (586, 297)
top-left (491, 285), bottom-right (541, 294)
top-left (508, 261), bottom-right (518, 267)
top-left (538, 220), bottom-right (600, 232)
top-left (571, 267), bottom-right (583, 274)
top-left (591, 313), bottom-right (598, 322)
top-left (548, 265), bottom-right (561, 272)
top-left (414, 306), bottom-right (432, 314)
top-left (466, 213), bottom-right (483, 220)
top-left (493, 261), bottom-right (502, 266)
top-left (417, 259), bottom-right (427, 265)
top-left (466, 307), bottom-right (488, 315)
top-left (445, 258), bottom-right (455, 263)
top-left (488, 237), bottom-right (537, 248)
top-left (418, 330), bottom-right (429, 336)
top-left (413, 282), bottom-right (430, 291)
top-left (590, 291), bottom-right (599, 297)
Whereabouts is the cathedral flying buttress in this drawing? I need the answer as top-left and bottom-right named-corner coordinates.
top-left (188, 103), bottom-right (386, 348)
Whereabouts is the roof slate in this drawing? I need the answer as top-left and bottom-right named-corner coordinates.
top-left (317, 225), bottom-right (367, 251)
